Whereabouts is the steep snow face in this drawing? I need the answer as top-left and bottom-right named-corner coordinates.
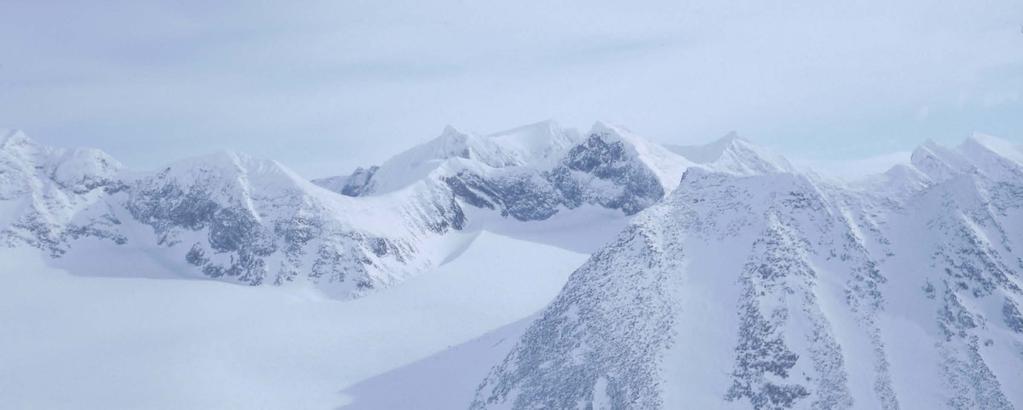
top-left (0, 130), bottom-right (124, 254)
top-left (473, 135), bottom-right (1023, 409)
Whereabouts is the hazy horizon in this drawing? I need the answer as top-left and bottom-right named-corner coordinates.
top-left (3, 0), bottom-right (1021, 177)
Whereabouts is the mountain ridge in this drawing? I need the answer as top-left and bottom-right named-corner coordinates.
top-left (471, 133), bottom-right (1023, 409)
top-left (2, 121), bottom-right (776, 299)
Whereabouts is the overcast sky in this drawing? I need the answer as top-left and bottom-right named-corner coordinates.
top-left (2, 0), bottom-right (1021, 177)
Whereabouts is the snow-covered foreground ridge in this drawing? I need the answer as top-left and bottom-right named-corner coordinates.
top-left (471, 134), bottom-right (1023, 409)
top-left (1, 121), bottom-right (782, 298)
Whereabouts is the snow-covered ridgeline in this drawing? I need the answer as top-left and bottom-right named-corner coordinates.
top-left (0, 121), bottom-right (717, 298)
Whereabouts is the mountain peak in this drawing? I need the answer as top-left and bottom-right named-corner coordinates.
top-left (718, 130), bottom-right (743, 144)
top-left (908, 133), bottom-right (1023, 184)
top-left (440, 124), bottom-right (468, 138)
top-left (158, 150), bottom-right (305, 192)
top-left (1, 129), bottom-right (33, 149)
top-left (667, 132), bottom-right (790, 175)
top-left (487, 120), bottom-right (566, 144)
top-left (587, 121), bottom-right (635, 143)
top-left (961, 132), bottom-right (1023, 164)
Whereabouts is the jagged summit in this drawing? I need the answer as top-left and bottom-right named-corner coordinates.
top-left (908, 134), bottom-right (1023, 184)
top-left (667, 130), bottom-right (744, 163)
top-left (668, 131), bottom-right (793, 176)
top-left (317, 121), bottom-right (808, 200)
top-left (355, 121), bottom-right (583, 195)
top-left (585, 121), bottom-right (693, 192)
top-left (963, 132), bottom-right (1023, 162)
top-left (155, 150), bottom-right (310, 190)
top-left (486, 120), bottom-right (580, 165)
top-left (0, 129), bottom-right (122, 199)
top-left (1, 129), bottom-right (32, 148)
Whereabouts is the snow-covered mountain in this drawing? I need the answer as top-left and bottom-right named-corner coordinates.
top-left (4, 122), bottom-right (1022, 409)
top-left (0, 121), bottom-right (703, 298)
top-left (471, 134), bottom-right (1023, 409)
top-left (1, 132), bottom-right (465, 297)
top-left (0, 129), bottom-right (125, 254)
top-left (316, 120), bottom-right (695, 220)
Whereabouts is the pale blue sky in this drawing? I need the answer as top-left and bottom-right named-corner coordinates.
top-left (2, 0), bottom-right (1021, 177)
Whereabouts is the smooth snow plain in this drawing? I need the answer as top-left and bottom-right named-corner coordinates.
top-left (0, 229), bottom-right (588, 409)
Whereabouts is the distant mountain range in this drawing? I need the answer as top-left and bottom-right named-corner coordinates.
top-left (2, 121), bottom-right (703, 298)
top-left (3, 123), bottom-right (1022, 409)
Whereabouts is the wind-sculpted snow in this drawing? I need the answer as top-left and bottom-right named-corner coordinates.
top-left (474, 135), bottom-right (1023, 409)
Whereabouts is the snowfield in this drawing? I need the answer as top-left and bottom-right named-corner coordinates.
top-left (0, 231), bottom-right (586, 409)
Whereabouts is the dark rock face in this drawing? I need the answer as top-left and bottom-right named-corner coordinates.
top-left (1004, 299), bottom-right (1023, 333)
top-left (50, 126), bottom-right (677, 292)
top-left (311, 166), bottom-right (379, 197)
top-left (726, 299), bottom-right (808, 409)
top-left (443, 171), bottom-right (562, 221)
top-left (550, 134), bottom-right (665, 215)
top-left (341, 166), bottom-right (378, 196)
top-left (562, 134), bottom-right (628, 173)
top-left (439, 133), bottom-right (669, 222)
top-left (122, 164), bottom-right (434, 290)
top-left (126, 169), bottom-right (275, 284)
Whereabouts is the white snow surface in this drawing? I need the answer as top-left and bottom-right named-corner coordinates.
top-left (0, 230), bottom-right (587, 410)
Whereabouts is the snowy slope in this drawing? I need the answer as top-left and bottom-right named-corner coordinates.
top-left (472, 135), bottom-right (1023, 410)
top-left (342, 316), bottom-right (534, 410)
top-left (0, 231), bottom-right (587, 410)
